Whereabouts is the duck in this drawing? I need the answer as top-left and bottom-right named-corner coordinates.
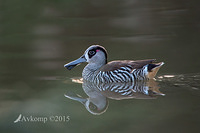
top-left (64, 45), bottom-right (164, 83)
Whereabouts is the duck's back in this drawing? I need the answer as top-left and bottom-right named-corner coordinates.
top-left (99, 59), bottom-right (155, 72)
top-left (93, 59), bottom-right (163, 83)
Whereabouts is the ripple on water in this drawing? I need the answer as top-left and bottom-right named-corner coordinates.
top-left (157, 73), bottom-right (200, 90)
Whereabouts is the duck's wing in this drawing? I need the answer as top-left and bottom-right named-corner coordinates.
top-left (99, 59), bottom-right (156, 72)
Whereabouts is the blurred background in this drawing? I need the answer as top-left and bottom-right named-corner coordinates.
top-left (0, 0), bottom-right (199, 133)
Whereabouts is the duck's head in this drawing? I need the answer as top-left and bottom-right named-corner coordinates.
top-left (64, 45), bottom-right (107, 70)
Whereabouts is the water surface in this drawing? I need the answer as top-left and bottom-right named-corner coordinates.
top-left (0, 0), bottom-right (200, 133)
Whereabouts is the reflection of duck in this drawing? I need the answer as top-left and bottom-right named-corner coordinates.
top-left (65, 79), bottom-right (164, 115)
top-left (64, 45), bottom-right (164, 83)
top-left (96, 79), bottom-right (164, 100)
top-left (65, 79), bottom-right (108, 115)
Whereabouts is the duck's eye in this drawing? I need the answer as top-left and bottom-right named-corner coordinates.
top-left (88, 50), bottom-right (96, 56)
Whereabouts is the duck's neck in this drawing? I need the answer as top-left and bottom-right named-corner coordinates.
top-left (82, 62), bottom-right (105, 80)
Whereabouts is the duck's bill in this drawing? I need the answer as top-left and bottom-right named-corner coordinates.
top-left (64, 56), bottom-right (86, 70)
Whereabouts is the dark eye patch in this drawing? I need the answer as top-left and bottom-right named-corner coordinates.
top-left (88, 50), bottom-right (96, 58)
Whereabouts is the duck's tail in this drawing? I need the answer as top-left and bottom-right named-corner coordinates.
top-left (147, 62), bottom-right (164, 79)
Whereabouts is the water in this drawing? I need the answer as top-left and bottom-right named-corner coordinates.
top-left (0, 0), bottom-right (200, 133)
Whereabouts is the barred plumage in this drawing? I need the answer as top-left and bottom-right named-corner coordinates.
top-left (91, 65), bottom-right (149, 83)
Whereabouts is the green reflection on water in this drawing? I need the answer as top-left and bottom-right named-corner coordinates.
top-left (0, 0), bottom-right (200, 133)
